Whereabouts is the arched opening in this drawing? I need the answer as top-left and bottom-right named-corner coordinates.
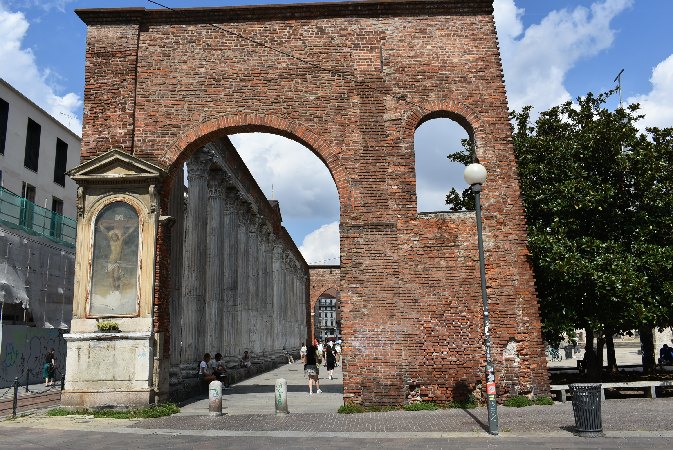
top-left (414, 117), bottom-right (473, 213)
top-left (166, 127), bottom-right (340, 400)
top-left (314, 287), bottom-right (340, 342)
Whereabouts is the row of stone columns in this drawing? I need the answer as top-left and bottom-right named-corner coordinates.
top-left (172, 146), bottom-right (308, 368)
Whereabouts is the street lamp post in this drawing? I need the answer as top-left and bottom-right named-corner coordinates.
top-left (464, 162), bottom-right (499, 436)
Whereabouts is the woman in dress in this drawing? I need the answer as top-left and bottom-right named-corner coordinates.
top-left (325, 345), bottom-right (336, 380)
top-left (304, 344), bottom-right (322, 395)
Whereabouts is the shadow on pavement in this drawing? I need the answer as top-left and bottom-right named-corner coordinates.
top-left (460, 407), bottom-right (488, 432)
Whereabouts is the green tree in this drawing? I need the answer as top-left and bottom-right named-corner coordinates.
top-left (511, 91), bottom-right (673, 377)
top-left (447, 91), bottom-right (673, 377)
top-left (445, 139), bottom-right (476, 211)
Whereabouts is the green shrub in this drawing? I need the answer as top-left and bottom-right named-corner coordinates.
top-left (402, 402), bottom-right (438, 411)
top-left (338, 403), bottom-right (367, 414)
top-left (96, 320), bottom-right (120, 332)
top-left (503, 395), bottom-right (533, 407)
top-left (445, 395), bottom-right (478, 409)
top-left (46, 403), bottom-right (180, 419)
top-left (533, 396), bottom-right (554, 406)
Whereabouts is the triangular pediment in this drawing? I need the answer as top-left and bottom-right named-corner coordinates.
top-left (68, 149), bottom-right (167, 184)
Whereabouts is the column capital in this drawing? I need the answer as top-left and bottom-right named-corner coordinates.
top-left (187, 151), bottom-right (211, 181)
top-left (208, 172), bottom-right (227, 199)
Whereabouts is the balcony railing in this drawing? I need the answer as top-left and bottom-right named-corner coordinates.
top-left (0, 187), bottom-right (76, 247)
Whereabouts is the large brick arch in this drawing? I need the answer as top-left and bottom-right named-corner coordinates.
top-left (160, 113), bottom-right (347, 202)
top-left (77, 0), bottom-right (549, 405)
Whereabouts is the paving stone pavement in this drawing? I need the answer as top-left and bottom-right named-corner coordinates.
top-left (3, 357), bottom-right (673, 448)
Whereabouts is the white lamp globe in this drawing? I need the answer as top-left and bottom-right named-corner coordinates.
top-left (464, 163), bottom-right (487, 186)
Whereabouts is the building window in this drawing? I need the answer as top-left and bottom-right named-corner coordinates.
top-left (54, 138), bottom-right (68, 186)
top-left (0, 97), bottom-right (8, 155)
top-left (20, 182), bottom-right (36, 229)
top-left (24, 118), bottom-right (41, 172)
top-left (50, 197), bottom-right (64, 239)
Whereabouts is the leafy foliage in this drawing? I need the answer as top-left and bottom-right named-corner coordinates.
top-left (510, 90), bottom-right (673, 368)
top-left (445, 139), bottom-right (476, 211)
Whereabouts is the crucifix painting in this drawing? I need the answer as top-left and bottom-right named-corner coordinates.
top-left (89, 202), bottom-right (140, 316)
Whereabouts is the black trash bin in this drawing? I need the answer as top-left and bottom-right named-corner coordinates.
top-left (564, 345), bottom-right (574, 359)
top-left (569, 383), bottom-right (603, 437)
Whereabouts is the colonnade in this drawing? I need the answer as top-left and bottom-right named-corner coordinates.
top-left (169, 143), bottom-right (308, 374)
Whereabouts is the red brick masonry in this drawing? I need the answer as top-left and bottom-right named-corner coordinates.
top-left (76, 0), bottom-right (549, 405)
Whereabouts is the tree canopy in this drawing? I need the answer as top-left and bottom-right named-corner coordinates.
top-left (447, 91), bottom-right (673, 357)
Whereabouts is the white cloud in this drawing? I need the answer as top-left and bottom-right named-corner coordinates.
top-left (298, 221), bottom-right (340, 265)
top-left (0, 3), bottom-right (82, 134)
top-left (628, 54), bottom-right (673, 130)
top-left (494, 0), bottom-right (633, 113)
top-left (230, 133), bottom-right (339, 220)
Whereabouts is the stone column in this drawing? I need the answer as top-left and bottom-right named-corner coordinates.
top-left (169, 165), bottom-right (185, 366)
top-left (206, 171), bottom-right (226, 354)
top-left (272, 243), bottom-right (283, 348)
top-left (248, 215), bottom-right (259, 353)
top-left (259, 223), bottom-right (271, 351)
top-left (222, 186), bottom-right (238, 356)
top-left (181, 151), bottom-right (211, 363)
top-left (236, 196), bottom-right (251, 354)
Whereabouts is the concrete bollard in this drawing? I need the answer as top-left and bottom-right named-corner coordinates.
top-left (275, 378), bottom-right (289, 415)
top-left (209, 380), bottom-right (223, 416)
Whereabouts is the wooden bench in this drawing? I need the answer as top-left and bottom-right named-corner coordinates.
top-left (551, 380), bottom-right (673, 402)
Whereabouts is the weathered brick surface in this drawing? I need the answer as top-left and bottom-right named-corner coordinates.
top-left (309, 266), bottom-right (341, 342)
top-left (76, 0), bottom-right (549, 405)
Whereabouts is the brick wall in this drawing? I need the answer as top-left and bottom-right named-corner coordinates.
top-left (77, 0), bottom-right (549, 405)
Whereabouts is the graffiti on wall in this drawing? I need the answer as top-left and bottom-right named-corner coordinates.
top-left (0, 325), bottom-right (66, 388)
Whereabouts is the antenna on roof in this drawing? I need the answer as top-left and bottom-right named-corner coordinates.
top-left (613, 69), bottom-right (624, 108)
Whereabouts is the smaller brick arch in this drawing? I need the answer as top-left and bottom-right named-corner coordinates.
top-left (403, 100), bottom-right (488, 158)
top-left (308, 266), bottom-right (341, 342)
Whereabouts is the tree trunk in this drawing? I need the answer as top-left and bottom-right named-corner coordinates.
top-left (640, 327), bottom-right (656, 374)
top-left (606, 331), bottom-right (618, 374)
top-left (584, 328), bottom-right (601, 382)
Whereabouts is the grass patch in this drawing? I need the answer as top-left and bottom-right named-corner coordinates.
top-left (503, 395), bottom-right (533, 407)
top-left (338, 403), bottom-right (367, 414)
top-left (46, 403), bottom-right (179, 419)
top-left (402, 402), bottom-right (438, 411)
top-left (445, 395), bottom-right (478, 409)
top-left (503, 395), bottom-right (554, 407)
top-left (533, 396), bottom-right (554, 406)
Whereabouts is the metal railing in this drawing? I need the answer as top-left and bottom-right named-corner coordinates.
top-left (0, 187), bottom-right (76, 247)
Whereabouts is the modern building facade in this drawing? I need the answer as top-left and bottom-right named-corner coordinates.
top-left (315, 292), bottom-right (340, 342)
top-left (0, 78), bottom-right (80, 387)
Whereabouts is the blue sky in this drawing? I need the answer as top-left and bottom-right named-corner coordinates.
top-left (1, 0), bottom-right (671, 264)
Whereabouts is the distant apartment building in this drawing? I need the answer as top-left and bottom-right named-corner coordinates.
top-left (0, 77), bottom-right (79, 329)
top-left (315, 294), bottom-right (340, 342)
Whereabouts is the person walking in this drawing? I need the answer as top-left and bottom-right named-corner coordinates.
top-left (43, 348), bottom-right (56, 387)
top-left (304, 343), bottom-right (322, 395)
top-left (325, 345), bottom-right (336, 380)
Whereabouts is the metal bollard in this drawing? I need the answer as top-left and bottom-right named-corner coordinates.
top-left (275, 378), bottom-right (289, 415)
top-left (208, 380), bottom-right (223, 416)
top-left (25, 368), bottom-right (30, 392)
top-left (12, 377), bottom-right (19, 418)
top-left (61, 374), bottom-right (65, 391)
